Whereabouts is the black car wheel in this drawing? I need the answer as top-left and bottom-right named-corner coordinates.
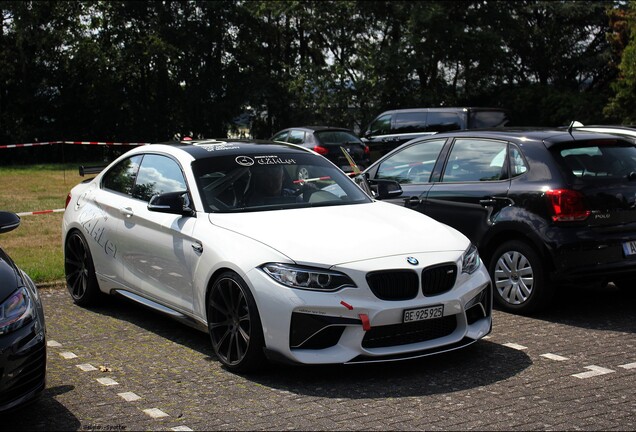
top-left (489, 240), bottom-right (552, 314)
top-left (207, 271), bottom-right (266, 373)
top-left (64, 230), bottom-right (101, 306)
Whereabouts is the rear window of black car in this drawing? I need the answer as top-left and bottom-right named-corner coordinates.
top-left (554, 141), bottom-right (636, 180)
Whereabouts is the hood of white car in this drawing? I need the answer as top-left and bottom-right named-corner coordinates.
top-left (208, 201), bottom-right (469, 266)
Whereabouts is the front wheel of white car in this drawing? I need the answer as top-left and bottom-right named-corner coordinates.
top-left (207, 271), bottom-right (267, 373)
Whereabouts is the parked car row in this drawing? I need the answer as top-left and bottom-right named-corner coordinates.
top-left (4, 109), bottom-right (636, 409)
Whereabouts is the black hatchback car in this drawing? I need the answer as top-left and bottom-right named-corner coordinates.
top-left (271, 126), bottom-right (370, 177)
top-left (364, 128), bottom-right (636, 314)
top-left (0, 212), bottom-right (46, 412)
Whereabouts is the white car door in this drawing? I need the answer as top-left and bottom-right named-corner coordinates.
top-left (116, 153), bottom-right (198, 313)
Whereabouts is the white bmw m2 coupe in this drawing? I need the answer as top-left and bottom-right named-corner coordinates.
top-left (62, 139), bottom-right (491, 372)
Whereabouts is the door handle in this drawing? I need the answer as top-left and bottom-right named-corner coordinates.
top-left (403, 196), bottom-right (421, 208)
top-left (192, 241), bottom-right (203, 253)
top-left (120, 207), bottom-right (134, 218)
top-left (479, 199), bottom-right (497, 207)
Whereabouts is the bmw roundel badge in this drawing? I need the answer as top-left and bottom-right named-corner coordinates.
top-left (407, 257), bottom-right (419, 265)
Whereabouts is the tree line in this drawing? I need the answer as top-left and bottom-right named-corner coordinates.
top-left (1, 0), bottom-right (635, 163)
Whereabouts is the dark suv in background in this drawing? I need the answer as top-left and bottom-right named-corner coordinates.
top-left (362, 107), bottom-right (509, 160)
top-left (364, 128), bottom-right (636, 314)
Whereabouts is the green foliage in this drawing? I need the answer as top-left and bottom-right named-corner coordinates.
top-left (0, 0), bottom-right (627, 156)
top-left (605, 0), bottom-right (636, 123)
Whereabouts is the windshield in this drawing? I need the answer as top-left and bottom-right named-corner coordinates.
top-left (192, 152), bottom-right (372, 213)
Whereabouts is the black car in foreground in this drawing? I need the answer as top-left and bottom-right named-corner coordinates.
top-left (0, 212), bottom-right (46, 412)
top-left (272, 126), bottom-right (370, 177)
top-left (364, 128), bottom-right (636, 314)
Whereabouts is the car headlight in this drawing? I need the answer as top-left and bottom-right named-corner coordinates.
top-left (261, 263), bottom-right (357, 292)
top-left (461, 244), bottom-right (481, 274)
top-left (0, 287), bottom-right (35, 335)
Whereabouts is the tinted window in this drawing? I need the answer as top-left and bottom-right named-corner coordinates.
top-left (376, 139), bottom-right (446, 184)
top-left (132, 154), bottom-right (187, 202)
top-left (468, 111), bottom-right (509, 128)
top-left (442, 139), bottom-right (507, 182)
top-left (426, 112), bottom-right (461, 132)
top-left (368, 114), bottom-right (392, 135)
top-left (272, 131), bottom-right (288, 142)
top-left (287, 130), bottom-right (305, 144)
top-left (557, 143), bottom-right (636, 179)
top-left (510, 145), bottom-right (528, 177)
top-left (193, 153), bottom-right (371, 213)
top-left (393, 112), bottom-right (427, 134)
top-left (315, 130), bottom-right (361, 145)
top-left (102, 155), bottom-right (143, 195)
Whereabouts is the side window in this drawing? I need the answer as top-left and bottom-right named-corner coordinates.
top-left (426, 112), bottom-right (461, 132)
top-left (272, 131), bottom-right (288, 142)
top-left (510, 145), bottom-right (528, 177)
top-left (132, 154), bottom-right (187, 202)
top-left (442, 139), bottom-right (507, 182)
top-left (368, 114), bottom-right (392, 135)
top-left (287, 130), bottom-right (305, 144)
top-left (376, 139), bottom-right (446, 184)
top-left (102, 155), bottom-right (143, 195)
top-left (394, 112), bottom-right (427, 134)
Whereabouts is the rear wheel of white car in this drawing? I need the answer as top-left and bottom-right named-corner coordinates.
top-left (489, 240), bottom-right (552, 314)
top-left (207, 271), bottom-right (266, 373)
top-left (64, 230), bottom-right (101, 307)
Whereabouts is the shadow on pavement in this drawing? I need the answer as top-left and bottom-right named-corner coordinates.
top-left (248, 340), bottom-right (530, 398)
top-left (514, 282), bottom-right (636, 333)
top-left (1, 385), bottom-right (80, 431)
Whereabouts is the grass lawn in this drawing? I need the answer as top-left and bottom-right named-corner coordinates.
top-left (0, 164), bottom-right (92, 284)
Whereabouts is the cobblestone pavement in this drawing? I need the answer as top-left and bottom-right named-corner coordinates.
top-left (2, 283), bottom-right (635, 431)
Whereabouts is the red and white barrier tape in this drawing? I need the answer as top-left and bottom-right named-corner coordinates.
top-left (0, 140), bottom-right (149, 149)
top-left (0, 141), bottom-right (58, 149)
top-left (17, 209), bottom-right (65, 216)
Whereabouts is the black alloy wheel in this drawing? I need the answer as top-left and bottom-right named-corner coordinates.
top-left (207, 271), bottom-right (266, 373)
top-left (64, 230), bottom-right (101, 306)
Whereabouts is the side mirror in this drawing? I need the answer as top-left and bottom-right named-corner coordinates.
top-left (0, 212), bottom-right (20, 234)
top-left (148, 191), bottom-right (195, 217)
top-left (368, 179), bottom-right (403, 200)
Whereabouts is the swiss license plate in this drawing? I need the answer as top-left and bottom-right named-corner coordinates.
top-left (403, 305), bottom-right (444, 323)
top-left (622, 240), bottom-right (636, 257)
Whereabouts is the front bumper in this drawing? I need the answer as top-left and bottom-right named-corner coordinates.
top-left (247, 251), bottom-right (492, 365)
top-left (0, 314), bottom-right (47, 412)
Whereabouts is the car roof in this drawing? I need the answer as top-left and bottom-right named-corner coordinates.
top-left (413, 127), bottom-right (635, 148)
top-left (274, 126), bottom-right (354, 133)
top-left (377, 107), bottom-right (507, 115)
top-left (135, 139), bottom-right (313, 160)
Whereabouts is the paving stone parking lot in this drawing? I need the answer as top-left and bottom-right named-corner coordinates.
top-left (3, 283), bottom-right (635, 431)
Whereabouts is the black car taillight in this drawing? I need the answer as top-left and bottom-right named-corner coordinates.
top-left (546, 189), bottom-right (590, 222)
top-left (65, 193), bottom-right (72, 209)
